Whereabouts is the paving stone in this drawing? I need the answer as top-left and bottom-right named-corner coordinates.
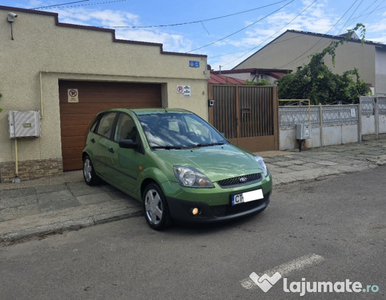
top-left (67, 182), bottom-right (103, 196)
top-left (0, 188), bottom-right (36, 200)
top-left (77, 193), bottom-right (113, 205)
top-left (271, 161), bottom-right (294, 167)
top-left (317, 161), bottom-right (339, 166)
top-left (35, 184), bottom-right (68, 194)
top-left (38, 190), bottom-right (77, 205)
top-left (0, 195), bottom-right (38, 209)
top-left (38, 200), bottom-right (80, 213)
top-left (286, 165), bottom-right (311, 171)
top-left (0, 204), bottom-right (40, 221)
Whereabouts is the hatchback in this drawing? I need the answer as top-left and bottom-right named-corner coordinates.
top-left (82, 108), bottom-right (272, 230)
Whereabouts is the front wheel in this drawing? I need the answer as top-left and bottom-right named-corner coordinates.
top-left (143, 183), bottom-right (172, 230)
top-left (83, 155), bottom-right (100, 186)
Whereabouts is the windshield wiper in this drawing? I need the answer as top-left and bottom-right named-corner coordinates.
top-left (152, 146), bottom-right (183, 150)
top-left (193, 142), bottom-right (227, 148)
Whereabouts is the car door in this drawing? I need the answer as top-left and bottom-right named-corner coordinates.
top-left (93, 112), bottom-right (118, 179)
top-left (111, 113), bottom-right (142, 196)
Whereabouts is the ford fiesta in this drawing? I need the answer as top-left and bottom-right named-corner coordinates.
top-left (82, 108), bottom-right (272, 230)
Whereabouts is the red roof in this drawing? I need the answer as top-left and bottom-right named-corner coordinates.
top-left (209, 73), bottom-right (246, 85)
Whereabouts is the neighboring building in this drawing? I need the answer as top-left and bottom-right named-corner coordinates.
top-left (211, 68), bottom-right (291, 85)
top-left (0, 6), bottom-right (209, 182)
top-left (233, 29), bottom-right (386, 96)
top-left (209, 73), bottom-right (246, 85)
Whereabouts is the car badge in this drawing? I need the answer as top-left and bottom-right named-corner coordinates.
top-left (239, 177), bottom-right (248, 183)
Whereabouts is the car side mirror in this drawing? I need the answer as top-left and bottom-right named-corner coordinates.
top-left (119, 139), bottom-right (139, 149)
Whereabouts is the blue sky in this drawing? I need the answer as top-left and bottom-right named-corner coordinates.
top-left (3, 0), bottom-right (386, 70)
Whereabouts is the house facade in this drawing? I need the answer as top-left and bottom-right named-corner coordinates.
top-left (234, 30), bottom-right (386, 96)
top-left (0, 6), bottom-right (209, 182)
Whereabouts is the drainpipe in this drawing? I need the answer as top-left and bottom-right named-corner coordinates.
top-left (14, 138), bottom-right (20, 183)
top-left (39, 71), bottom-right (44, 119)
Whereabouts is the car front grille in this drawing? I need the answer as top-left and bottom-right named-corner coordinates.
top-left (217, 173), bottom-right (262, 188)
top-left (210, 198), bottom-right (267, 217)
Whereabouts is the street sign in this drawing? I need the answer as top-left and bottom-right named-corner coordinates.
top-left (189, 61), bottom-right (200, 68)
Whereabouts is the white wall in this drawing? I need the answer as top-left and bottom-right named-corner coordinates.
top-left (279, 125), bottom-right (359, 150)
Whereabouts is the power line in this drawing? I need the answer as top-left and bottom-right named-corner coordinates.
top-left (280, 0), bottom-right (386, 68)
top-left (111, 0), bottom-right (290, 29)
top-left (188, 0), bottom-right (294, 53)
top-left (33, 0), bottom-right (89, 10)
top-left (343, 0), bottom-right (386, 28)
top-left (278, 0), bottom-right (361, 68)
top-left (219, 0), bottom-right (318, 68)
top-left (337, 0), bottom-right (363, 34)
top-left (34, 0), bottom-right (127, 10)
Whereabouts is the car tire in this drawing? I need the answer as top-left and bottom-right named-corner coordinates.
top-left (143, 183), bottom-right (172, 230)
top-left (83, 155), bottom-right (100, 186)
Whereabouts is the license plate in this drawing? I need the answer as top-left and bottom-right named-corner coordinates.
top-left (231, 189), bottom-right (264, 205)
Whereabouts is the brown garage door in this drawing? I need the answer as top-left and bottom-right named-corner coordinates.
top-left (59, 81), bottom-right (162, 171)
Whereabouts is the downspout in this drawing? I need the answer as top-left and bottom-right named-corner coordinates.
top-left (14, 138), bottom-right (20, 183)
top-left (39, 71), bottom-right (44, 119)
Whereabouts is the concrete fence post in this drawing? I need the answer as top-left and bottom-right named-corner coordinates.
top-left (358, 102), bottom-right (362, 142)
top-left (374, 98), bottom-right (379, 139)
top-left (319, 104), bottom-right (323, 147)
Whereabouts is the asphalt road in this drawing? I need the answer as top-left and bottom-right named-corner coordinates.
top-left (0, 167), bottom-right (385, 300)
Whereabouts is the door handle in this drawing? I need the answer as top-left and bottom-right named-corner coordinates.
top-left (91, 138), bottom-right (95, 143)
top-left (108, 148), bottom-right (114, 154)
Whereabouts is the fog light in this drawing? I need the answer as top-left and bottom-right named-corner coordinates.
top-left (191, 207), bottom-right (200, 216)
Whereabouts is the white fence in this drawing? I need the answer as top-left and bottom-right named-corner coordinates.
top-left (279, 97), bottom-right (386, 150)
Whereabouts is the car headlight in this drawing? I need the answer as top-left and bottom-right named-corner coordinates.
top-left (254, 156), bottom-right (269, 177)
top-left (173, 166), bottom-right (214, 188)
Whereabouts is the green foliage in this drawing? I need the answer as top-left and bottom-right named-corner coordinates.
top-left (276, 24), bottom-right (371, 104)
top-left (246, 79), bottom-right (272, 86)
top-left (0, 93), bottom-right (2, 113)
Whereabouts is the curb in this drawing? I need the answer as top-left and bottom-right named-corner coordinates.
top-left (0, 201), bottom-right (143, 245)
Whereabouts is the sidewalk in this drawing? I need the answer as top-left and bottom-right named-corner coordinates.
top-left (1, 138), bottom-right (386, 244)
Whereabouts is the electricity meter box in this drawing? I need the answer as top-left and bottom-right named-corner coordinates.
top-left (8, 111), bottom-right (41, 139)
top-left (295, 123), bottom-right (311, 140)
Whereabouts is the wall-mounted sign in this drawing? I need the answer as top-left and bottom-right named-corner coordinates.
top-left (177, 85), bottom-right (191, 97)
top-left (183, 85), bottom-right (191, 97)
top-left (189, 61), bottom-right (200, 68)
top-left (68, 89), bottom-right (79, 103)
top-left (177, 85), bottom-right (184, 94)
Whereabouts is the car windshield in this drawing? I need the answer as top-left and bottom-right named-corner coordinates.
top-left (137, 113), bottom-right (228, 149)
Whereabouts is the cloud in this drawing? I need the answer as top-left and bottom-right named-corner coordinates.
top-left (56, 7), bottom-right (140, 27)
top-left (117, 29), bottom-right (193, 53)
top-left (49, 7), bottom-right (193, 53)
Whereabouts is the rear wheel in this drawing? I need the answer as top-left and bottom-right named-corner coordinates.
top-left (143, 183), bottom-right (172, 230)
top-left (83, 155), bottom-right (100, 186)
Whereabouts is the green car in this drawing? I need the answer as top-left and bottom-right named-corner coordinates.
top-left (82, 108), bottom-right (272, 230)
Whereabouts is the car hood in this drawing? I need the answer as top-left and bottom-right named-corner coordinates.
top-left (153, 144), bottom-right (262, 182)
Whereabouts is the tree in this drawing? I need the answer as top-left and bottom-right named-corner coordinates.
top-left (0, 93), bottom-right (2, 113)
top-left (276, 24), bottom-right (370, 104)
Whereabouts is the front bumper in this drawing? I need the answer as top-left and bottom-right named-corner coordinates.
top-left (166, 190), bottom-right (271, 224)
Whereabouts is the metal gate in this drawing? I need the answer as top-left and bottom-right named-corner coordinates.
top-left (208, 85), bottom-right (279, 152)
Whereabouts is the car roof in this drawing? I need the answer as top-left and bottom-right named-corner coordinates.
top-left (130, 108), bottom-right (191, 115)
top-left (96, 107), bottom-right (193, 116)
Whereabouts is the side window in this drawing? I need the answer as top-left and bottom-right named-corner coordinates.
top-left (114, 113), bottom-right (138, 142)
top-left (89, 116), bottom-right (100, 133)
top-left (96, 112), bottom-right (116, 139)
